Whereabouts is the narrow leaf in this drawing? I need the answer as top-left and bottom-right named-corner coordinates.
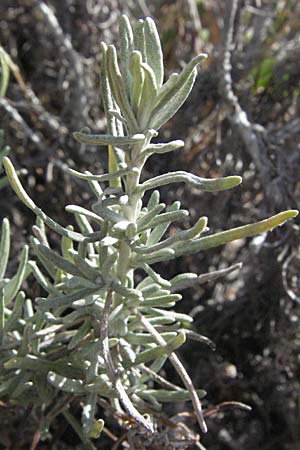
top-left (73, 132), bottom-right (144, 146)
top-left (143, 140), bottom-right (184, 156)
top-left (147, 201), bottom-right (181, 246)
top-left (0, 218), bottom-right (10, 279)
top-left (133, 19), bottom-right (146, 60)
top-left (139, 171), bottom-right (242, 193)
top-left (3, 245), bottom-right (29, 305)
top-left (139, 388), bottom-right (206, 403)
top-left (107, 45), bottom-right (139, 132)
top-left (65, 205), bottom-right (104, 226)
top-left (0, 47), bottom-right (10, 97)
top-left (129, 51), bottom-right (144, 114)
top-left (119, 15), bottom-right (134, 96)
top-left (36, 287), bottom-right (99, 310)
top-left (149, 54), bottom-right (207, 130)
top-left (36, 244), bottom-right (83, 277)
top-left (3, 157), bottom-right (83, 242)
top-left (100, 42), bottom-right (124, 168)
top-left (137, 62), bottom-right (157, 129)
top-left (174, 210), bottom-right (299, 257)
top-left (144, 17), bottom-right (164, 87)
top-left (108, 145), bottom-right (121, 188)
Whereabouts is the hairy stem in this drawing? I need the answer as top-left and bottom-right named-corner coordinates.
top-left (100, 290), bottom-right (154, 433)
top-left (133, 308), bottom-right (207, 433)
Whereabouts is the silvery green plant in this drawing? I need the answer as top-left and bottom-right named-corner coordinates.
top-left (0, 219), bottom-right (30, 346)
top-left (0, 45), bottom-right (11, 98)
top-left (0, 15), bottom-right (298, 446)
top-left (0, 46), bottom-right (11, 189)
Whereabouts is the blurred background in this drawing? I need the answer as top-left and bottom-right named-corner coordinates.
top-left (1, 0), bottom-right (300, 449)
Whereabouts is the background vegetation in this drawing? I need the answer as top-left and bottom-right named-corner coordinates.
top-left (0, 1), bottom-right (300, 449)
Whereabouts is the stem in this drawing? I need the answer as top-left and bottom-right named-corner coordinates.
top-left (100, 290), bottom-right (154, 433)
top-left (134, 308), bottom-right (207, 434)
top-left (115, 141), bottom-right (144, 300)
top-left (106, 138), bottom-right (156, 430)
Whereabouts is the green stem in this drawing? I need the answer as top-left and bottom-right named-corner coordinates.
top-left (114, 141), bottom-right (145, 302)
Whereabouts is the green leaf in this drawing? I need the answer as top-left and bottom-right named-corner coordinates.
top-left (144, 17), bottom-right (164, 88)
top-left (100, 42), bottom-right (125, 169)
top-left (31, 237), bottom-right (57, 279)
top-left (65, 205), bottom-right (103, 228)
top-left (146, 190), bottom-right (160, 210)
top-left (89, 419), bottom-right (104, 439)
top-left (132, 331), bottom-right (186, 366)
top-left (28, 260), bottom-right (58, 294)
top-left (252, 57), bottom-right (274, 90)
top-left (143, 140), bottom-right (184, 156)
top-left (106, 45), bottom-right (139, 132)
top-left (173, 210), bottom-right (299, 257)
top-left (119, 15), bottom-right (134, 97)
top-left (61, 226), bottom-right (75, 262)
top-left (36, 244), bottom-right (83, 277)
top-left (135, 248), bottom-right (175, 265)
top-left (108, 144), bottom-right (121, 188)
top-left (137, 203), bottom-right (166, 230)
top-left (138, 263), bottom-right (171, 288)
top-left (0, 218), bottom-right (10, 279)
top-left (71, 253), bottom-right (103, 283)
top-left (149, 54), bottom-right (207, 130)
top-left (3, 157), bottom-right (83, 242)
top-left (125, 331), bottom-right (177, 345)
top-left (73, 131), bottom-right (145, 146)
top-left (36, 287), bottom-right (99, 310)
top-left (139, 171), bottom-right (242, 193)
top-left (4, 291), bottom-right (25, 332)
top-left (129, 51), bottom-right (144, 114)
top-left (147, 201), bottom-right (181, 246)
top-left (139, 388), bottom-right (206, 402)
top-left (135, 216), bottom-right (208, 255)
top-left (133, 19), bottom-right (146, 61)
top-left (68, 319), bottom-right (91, 350)
top-left (0, 143), bottom-right (10, 168)
top-left (3, 245), bottom-right (29, 305)
top-left (137, 62), bottom-right (158, 129)
top-left (143, 293), bottom-right (182, 307)
top-left (0, 46), bottom-right (10, 97)
top-left (82, 393), bottom-right (98, 437)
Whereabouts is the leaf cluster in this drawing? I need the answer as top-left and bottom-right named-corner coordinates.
top-left (0, 14), bottom-right (297, 447)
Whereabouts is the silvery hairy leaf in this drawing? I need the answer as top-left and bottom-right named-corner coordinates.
top-left (144, 17), bottom-right (164, 88)
top-left (1, 13), bottom-right (298, 444)
top-left (149, 54), bottom-right (207, 130)
top-left (118, 15), bottom-right (134, 97)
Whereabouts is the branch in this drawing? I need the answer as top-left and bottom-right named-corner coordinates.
top-left (219, 0), bottom-right (281, 211)
top-left (100, 290), bottom-right (154, 433)
top-left (134, 308), bottom-right (207, 434)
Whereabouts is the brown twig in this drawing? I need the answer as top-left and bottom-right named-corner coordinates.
top-left (204, 401), bottom-right (252, 418)
top-left (219, 0), bottom-right (282, 212)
